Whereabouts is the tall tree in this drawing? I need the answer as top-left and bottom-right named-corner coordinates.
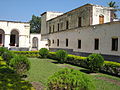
top-left (30, 15), bottom-right (41, 33)
top-left (108, 1), bottom-right (119, 19)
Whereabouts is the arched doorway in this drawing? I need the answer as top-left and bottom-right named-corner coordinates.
top-left (99, 15), bottom-right (104, 24)
top-left (32, 37), bottom-right (38, 50)
top-left (0, 29), bottom-right (5, 46)
top-left (10, 30), bottom-right (19, 47)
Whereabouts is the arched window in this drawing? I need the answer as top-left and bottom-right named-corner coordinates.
top-left (99, 15), bottom-right (104, 24)
top-left (10, 30), bottom-right (19, 47)
top-left (32, 37), bottom-right (38, 48)
top-left (0, 29), bottom-right (5, 46)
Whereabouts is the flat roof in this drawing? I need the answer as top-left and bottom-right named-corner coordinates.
top-left (0, 20), bottom-right (29, 24)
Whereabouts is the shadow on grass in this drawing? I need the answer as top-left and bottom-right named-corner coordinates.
top-left (80, 69), bottom-right (93, 74)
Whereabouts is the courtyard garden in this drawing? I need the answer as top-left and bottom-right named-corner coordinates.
top-left (0, 47), bottom-right (120, 90)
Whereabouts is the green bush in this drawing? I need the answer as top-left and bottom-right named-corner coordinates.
top-left (47, 68), bottom-right (95, 90)
top-left (2, 51), bottom-right (15, 65)
top-left (10, 55), bottom-right (30, 75)
top-left (87, 53), bottom-right (104, 72)
top-left (0, 56), bottom-right (6, 66)
top-left (101, 61), bottom-right (120, 75)
top-left (0, 47), bottom-right (8, 55)
top-left (12, 51), bottom-right (40, 58)
top-left (0, 66), bottom-right (34, 90)
top-left (56, 50), bottom-right (68, 63)
top-left (39, 48), bottom-right (49, 58)
top-left (67, 54), bottom-right (87, 67)
top-left (48, 52), bottom-right (57, 60)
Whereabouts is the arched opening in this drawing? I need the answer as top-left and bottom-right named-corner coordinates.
top-left (32, 37), bottom-right (38, 49)
top-left (10, 30), bottom-right (19, 47)
top-left (99, 15), bottom-right (104, 24)
top-left (0, 29), bottom-right (5, 46)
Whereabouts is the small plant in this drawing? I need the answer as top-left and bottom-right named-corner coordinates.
top-left (2, 51), bottom-right (15, 65)
top-left (87, 53), bottom-right (104, 72)
top-left (0, 47), bottom-right (8, 55)
top-left (10, 55), bottom-right (30, 75)
top-left (47, 68), bottom-right (95, 90)
top-left (56, 50), bottom-right (68, 63)
top-left (39, 48), bottom-right (49, 58)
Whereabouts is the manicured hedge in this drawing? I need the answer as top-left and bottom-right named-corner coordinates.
top-left (48, 52), bottom-right (120, 76)
top-left (101, 61), bottom-right (120, 76)
top-left (12, 51), bottom-right (40, 58)
top-left (11, 51), bottom-right (120, 76)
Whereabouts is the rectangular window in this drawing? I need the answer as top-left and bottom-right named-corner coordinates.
top-left (49, 26), bottom-right (51, 33)
top-left (66, 39), bottom-right (68, 47)
top-left (78, 17), bottom-right (82, 27)
top-left (94, 39), bottom-right (99, 50)
top-left (112, 38), bottom-right (118, 51)
top-left (78, 40), bottom-right (81, 49)
top-left (52, 40), bottom-right (54, 44)
top-left (66, 21), bottom-right (69, 29)
top-left (58, 23), bottom-right (59, 31)
top-left (53, 25), bottom-right (54, 32)
top-left (57, 39), bottom-right (59, 46)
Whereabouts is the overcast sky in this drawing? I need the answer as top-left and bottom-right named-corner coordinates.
top-left (0, 0), bottom-right (119, 22)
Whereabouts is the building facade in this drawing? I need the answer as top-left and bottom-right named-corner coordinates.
top-left (0, 20), bottom-right (47, 51)
top-left (41, 4), bottom-right (120, 62)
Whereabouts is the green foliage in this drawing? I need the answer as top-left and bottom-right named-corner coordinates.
top-left (12, 51), bottom-right (40, 58)
top-left (48, 52), bottom-right (57, 60)
top-left (39, 48), bottom-right (49, 58)
top-left (67, 54), bottom-right (87, 67)
top-left (0, 56), bottom-right (6, 66)
top-left (30, 15), bottom-right (41, 33)
top-left (56, 50), bottom-right (68, 63)
top-left (0, 47), bottom-right (15, 65)
top-left (2, 51), bottom-right (15, 65)
top-left (0, 47), bottom-right (8, 55)
top-left (0, 66), bottom-right (33, 90)
top-left (47, 68), bottom-right (95, 90)
top-left (10, 55), bottom-right (30, 75)
top-left (101, 61), bottom-right (120, 75)
top-left (87, 53), bottom-right (104, 72)
top-left (108, 1), bottom-right (119, 18)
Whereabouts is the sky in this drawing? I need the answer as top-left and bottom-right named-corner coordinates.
top-left (0, 0), bottom-right (120, 22)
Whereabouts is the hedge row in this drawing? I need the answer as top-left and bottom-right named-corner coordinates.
top-left (12, 51), bottom-right (120, 76)
top-left (12, 51), bottom-right (40, 58)
top-left (48, 52), bottom-right (120, 76)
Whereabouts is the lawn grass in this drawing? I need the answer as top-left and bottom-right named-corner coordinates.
top-left (28, 58), bottom-right (120, 90)
top-left (27, 58), bottom-right (61, 86)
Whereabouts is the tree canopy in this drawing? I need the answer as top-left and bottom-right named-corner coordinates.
top-left (29, 15), bottom-right (41, 33)
top-left (108, 1), bottom-right (119, 19)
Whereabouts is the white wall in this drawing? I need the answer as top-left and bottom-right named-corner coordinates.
top-left (30, 34), bottom-right (48, 50)
top-left (0, 21), bottom-right (30, 48)
top-left (92, 5), bottom-right (111, 25)
top-left (48, 22), bottom-right (120, 56)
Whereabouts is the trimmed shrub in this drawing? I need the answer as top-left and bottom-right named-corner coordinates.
top-left (39, 48), bottom-right (49, 58)
top-left (0, 66), bottom-right (34, 90)
top-left (0, 56), bottom-right (6, 66)
top-left (2, 51), bottom-right (15, 65)
top-left (47, 68), bottom-right (95, 90)
top-left (0, 47), bottom-right (8, 56)
top-left (56, 50), bottom-right (68, 63)
top-left (87, 53), bottom-right (104, 72)
top-left (67, 54), bottom-right (87, 67)
top-left (10, 55), bottom-right (30, 75)
top-left (12, 51), bottom-right (40, 58)
top-left (48, 52), bottom-right (57, 60)
top-left (101, 61), bottom-right (120, 75)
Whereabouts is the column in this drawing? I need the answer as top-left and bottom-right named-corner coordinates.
top-left (4, 34), bottom-right (10, 48)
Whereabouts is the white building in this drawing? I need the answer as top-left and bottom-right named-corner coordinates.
top-left (0, 20), bottom-right (47, 51)
top-left (41, 4), bottom-right (120, 62)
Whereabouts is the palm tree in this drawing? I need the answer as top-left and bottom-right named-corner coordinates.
top-left (108, 1), bottom-right (119, 19)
